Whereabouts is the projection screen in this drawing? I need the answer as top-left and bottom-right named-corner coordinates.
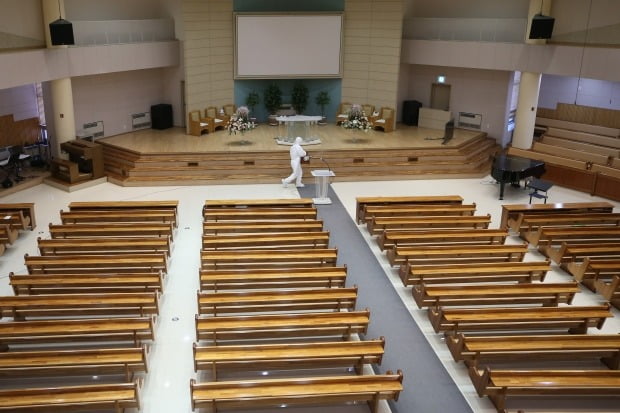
top-left (235, 13), bottom-right (343, 79)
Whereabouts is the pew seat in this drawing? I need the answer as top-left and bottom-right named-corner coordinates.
top-left (203, 207), bottom-right (317, 222)
top-left (413, 282), bottom-right (578, 309)
top-left (377, 228), bottom-right (507, 251)
top-left (0, 292), bottom-right (160, 320)
top-left (522, 218), bottom-right (620, 246)
top-left (49, 223), bottom-right (174, 240)
top-left (38, 237), bottom-right (171, 256)
top-left (500, 201), bottom-right (614, 230)
top-left (428, 304), bottom-right (612, 335)
top-left (60, 209), bottom-right (177, 226)
top-left (389, 243), bottom-right (528, 268)
top-left (0, 346), bottom-right (148, 380)
top-left (200, 267), bottom-right (347, 291)
top-left (0, 380), bottom-right (142, 412)
top-left (25, 252), bottom-right (168, 274)
top-left (0, 210), bottom-right (31, 231)
top-left (0, 203), bottom-right (36, 229)
top-left (197, 287), bottom-right (357, 316)
top-left (595, 275), bottom-right (620, 309)
top-left (446, 333), bottom-right (620, 369)
top-left (204, 198), bottom-right (314, 210)
top-left (0, 223), bottom-right (18, 245)
top-left (193, 338), bottom-right (385, 379)
top-left (196, 310), bottom-right (370, 344)
top-left (202, 231), bottom-right (330, 250)
top-left (535, 226), bottom-right (620, 258)
top-left (471, 368), bottom-right (620, 413)
top-left (565, 257), bottom-right (620, 288)
top-left (400, 261), bottom-right (550, 286)
top-left (356, 195), bottom-right (463, 223)
top-left (363, 204), bottom-right (477, 224)
top-left (368, 214), bottom-right (491, 234)
top-left (201, 248), bottom-right (337, 270)
top-left (203, 219), bottom-right (324, 235)
top-left (10, 272), bottom-right (164, 295)
top-left (0, 316), bottom-right (155, 349)
top-left (190, 371), bottom-right (403, 413)
top-left (552, 243), bottom-right (620, 268)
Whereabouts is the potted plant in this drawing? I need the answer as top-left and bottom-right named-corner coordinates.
top-left (291, 82), bottom-right (309, 115)
top-left (264, 83), bottom-right (282, 125)
top-left (245, 91), bottom-right (260, 123)
top-left (315, 90), bottom-right (330, 125)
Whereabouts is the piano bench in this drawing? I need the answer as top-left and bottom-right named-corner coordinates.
top-left (527, 178), bottom-right (553, 204)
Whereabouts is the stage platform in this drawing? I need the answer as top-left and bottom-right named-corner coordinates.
top-left (98, 123), bottom-right (500, 186)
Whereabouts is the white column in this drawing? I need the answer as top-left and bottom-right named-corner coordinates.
top-left (41, 0), bottom-right (76, 158)
top-left (512, 0), bottom-right (552, 149)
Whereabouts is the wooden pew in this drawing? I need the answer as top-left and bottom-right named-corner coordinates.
top-left (0, 380), bottom-right (142, 412)
top-left (193, 338), bottom-right (385, 379)
top-left (532, 226), bottom-right (620, 254)
top-left (0, 223), bottom-right (18, 245)
top-left (0, 346), bottom-right (148, 380)
top-left (196, 310), bottom-right (370, 344)
top-left (499, 201), bottom-right (614, 230)
top-left (518, 213), bottom-right (620, 241)
top-left (203, 207), bottom-right (318, 222)
top-left (10, 272), bottom-right (164, 295)
top-left (69, 200), bottom-right (178, 226)
top-left (48, 223), bottom-right (174, 240)
top-left (355, 195), bottom-right (464, 223)
top-left (204, 198), bottom-right (314, 210)
top-left (595, 275), bottom-right (620, 309)
top-left (0, 203), bottom-right (36, 229)
top-left (413, 282), bottom-right (579, 309)
top-left (190, 371), bottom-right (403, 413)
top-left (25, 252), bottom-right (168, 274)
top-left (542, 135), bottom-right (620, 157)
top-left (0, 316), bottom-right (155, 348)
top-left (592, 163), bottom-right (620, 201)
top-left (533, 141), bottom-right (611, 166)
top-left (202, 231), bottom-right (330, 250)
top-left (559, 244), bottom-right (620, 274)
top-left (428, 304), bottom-right (612, 335)
top-left (362, 203), bottom-right (477, 223)
top-left (200, 266), bottom-right (347, 291)
top-left (389, 243), bottom-right (528, 268)
top-left (546, 126), bottom-right (620, 148)
top-left (447, 333), bottom-right (620, 369)
top-left (197, 287), bottom-right (358, 316)
top-left (400, 261), bottom-right (550, 286)
top-left (0, 210), bottom-right (31, 231)
top-left (368, 214), bottom-right (491, 235)
top-left (203, 219), bottom-right (324, 235)
top-left (536, 117), bottom-right (620, 137)
top-left (0, 292), bottom-right (160, 319)
top-left (38, 237), bottom-right (171, 256)
top-left (471, 368), bottom-right (620, 413)
top-left (201, 248), bottom-right (338, 270)
top-left (60, 209), bottom-right (177, 226)
top-left (567, 258), bottom-right (620, 291)
top-left (377, 228), bottom-right (507, 251)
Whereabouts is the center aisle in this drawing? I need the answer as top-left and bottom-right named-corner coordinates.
top-left (298, 185), bottom-right (472, 413)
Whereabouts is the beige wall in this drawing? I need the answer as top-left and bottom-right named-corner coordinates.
top-left (182, 0), bottom-right (234, 128)
top-left (341, 0), bottom-right (403, 126)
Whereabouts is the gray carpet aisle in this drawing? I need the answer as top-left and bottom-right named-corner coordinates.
top-left (299, 185), bottom-right (472, 413)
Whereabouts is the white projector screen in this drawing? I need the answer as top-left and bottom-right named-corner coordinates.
top-left (235, 13), bottom-right (343, 79)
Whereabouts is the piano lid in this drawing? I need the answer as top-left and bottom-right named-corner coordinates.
top-left (492, 154), bottom-right (544, 173)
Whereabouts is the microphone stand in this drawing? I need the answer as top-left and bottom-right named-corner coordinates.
top-left (311, 156), bottom-right (331, 171)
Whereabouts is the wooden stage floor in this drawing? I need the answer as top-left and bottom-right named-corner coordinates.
top-left (99, 123), bottom-right (485, 155)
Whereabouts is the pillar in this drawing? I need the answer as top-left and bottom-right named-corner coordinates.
top-left (511, 0), bottom-right (552, 149)
top-left (41, 0), bottom-right (76, 158)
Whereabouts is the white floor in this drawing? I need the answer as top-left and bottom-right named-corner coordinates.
top-left (0, 176), bottom-right (619, 413)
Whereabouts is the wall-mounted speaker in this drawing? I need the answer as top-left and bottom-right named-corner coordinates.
top-left (529, 14), bottom-right (555, 39)
top-left (49, 19), bottom-right (75, 46)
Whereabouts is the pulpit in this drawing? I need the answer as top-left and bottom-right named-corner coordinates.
top-left (311, 169), bottom-right (335, 205)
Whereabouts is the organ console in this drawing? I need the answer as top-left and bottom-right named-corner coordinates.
top-left (51, 139), bottom-right (104, 183)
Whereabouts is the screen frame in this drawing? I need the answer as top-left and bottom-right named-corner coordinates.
top-left (234, 12), bottom-right (344, 79)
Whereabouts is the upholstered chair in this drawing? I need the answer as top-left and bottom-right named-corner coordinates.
top-left (205, 106), bottom-right (227, 131)
top-left (188, 110), bottom-right (211, 136)
top-left (223, 104), bottom-right (237, 117)
top-left (373, 107), bottom-right (395, 132)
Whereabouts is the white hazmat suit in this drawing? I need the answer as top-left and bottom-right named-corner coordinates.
top-left (282, 137), bottom-right (307, 187)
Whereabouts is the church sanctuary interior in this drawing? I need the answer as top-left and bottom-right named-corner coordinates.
top-left (1, 1), bottom-right (620, 412)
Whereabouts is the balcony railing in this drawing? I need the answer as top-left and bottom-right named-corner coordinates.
top-left (72, 19), bottom-right (175, 46)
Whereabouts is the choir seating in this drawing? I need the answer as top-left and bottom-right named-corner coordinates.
top-left (188, 110), bottom-right (212, 136)
top-left (204, 106), bottom-right (227, 131)
top-left (372, 107), bottom-right (395, 132)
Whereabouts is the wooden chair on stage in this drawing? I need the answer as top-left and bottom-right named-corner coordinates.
top-left (223, 104), bottom-right (236, 118)
top-left (335, 102), bottom-right (352, 125)
top-left (188, 110), bottom-right (212, 136)
top-left (362, 104), bottom-right (375, 118)
top-left (373, 107), bottom-right (395, 132)
top-left (204, 106), bottom-right (227, 131)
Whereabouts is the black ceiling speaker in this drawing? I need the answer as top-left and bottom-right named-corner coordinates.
top-left (49, 18), bottom-right (74, 45)
top-left (529, 14), bottom-right (555, 39)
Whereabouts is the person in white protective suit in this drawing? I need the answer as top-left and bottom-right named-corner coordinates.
top-left (282, 136), bottom-right (308, 188)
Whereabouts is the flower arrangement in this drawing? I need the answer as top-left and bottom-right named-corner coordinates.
top-left (227, 106), bottom-right (255, 135)
top-left (341, 104), bottom-right (372, 131)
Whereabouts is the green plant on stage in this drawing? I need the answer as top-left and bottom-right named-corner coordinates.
top-left (263, 83), bottom-right (282, 115)
top-left (245, 91), bottom-right (259, 116)
top-left (315, 90), bottom-right (331, 118)
top-left (291, 82), bottom-right (309, 114)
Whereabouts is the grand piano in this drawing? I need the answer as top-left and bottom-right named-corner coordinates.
top-left (491, 154), bottom-right (545, 200)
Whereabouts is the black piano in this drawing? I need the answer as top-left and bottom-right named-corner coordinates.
top-left (491, 154), bottom-right (545, 200)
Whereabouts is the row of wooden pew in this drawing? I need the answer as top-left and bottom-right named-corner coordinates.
top-left (0, 202), bottom-right (35, 256)
top-left (356, 195), bottom-right (620, 413)
top-left (192, 198), bottom-right (403, 412)
top-left (1, 200), bottom-right (179, 412)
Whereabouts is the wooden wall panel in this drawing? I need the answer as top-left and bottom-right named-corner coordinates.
top-left (594, 174), bottom-right (620, 201)
top-left (541, 163), bottom-right (597, 194)
top-left (0, 114), bottom-right (40, 147)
